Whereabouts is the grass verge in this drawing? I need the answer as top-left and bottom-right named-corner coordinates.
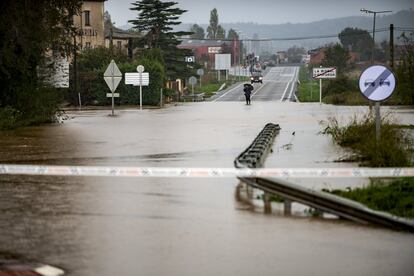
top-left (321, 112), bottom-right (412, 167)
top-left (297, 66), bottom-right (320, 102)
top-left (324, 178), bottom-right (414, 218)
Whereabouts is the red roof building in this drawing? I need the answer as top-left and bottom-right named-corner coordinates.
top-left (178, 39), bottom-right (241, 68)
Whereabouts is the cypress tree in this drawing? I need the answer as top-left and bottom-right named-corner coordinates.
top-left (129, 0), bottom-right (193, 79)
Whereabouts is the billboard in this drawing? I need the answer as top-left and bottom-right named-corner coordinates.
top-left (215, 54), bottom-right (231, 70)
top-left (40, 55), bottom-right (70, 88)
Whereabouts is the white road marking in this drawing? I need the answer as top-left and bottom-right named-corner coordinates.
top-left (212, 83), bottom-right (243, 102)
top-left (287, 67), bottom-right (299, 100)
top-left (280, 82), bottom-right (290, 101)
top-left (251, 82), bottom-right (268, 98)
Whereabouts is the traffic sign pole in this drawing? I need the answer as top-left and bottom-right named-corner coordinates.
top-left (319, 79), bottom-right (322, 104)
top-left (375, 102), bottom-right (381, 141)
top-left (358, 65), bottom-right (397, 142)
top-left (196, 69), bottom-right (204, 89)
top-left (111, 67), bottom-right (115, 116)
top-left (104, 60), bottom-right (122, 116)
top-left (139, 72), bottom-right (142, 110)
top-left (136, 65), bottom-right (145, 110)
top-left (312, 67), bottom-right (336, 104)
top-left (192, 83), bottom-right (194, 102)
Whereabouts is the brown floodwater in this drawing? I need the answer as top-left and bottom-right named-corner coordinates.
top-left (0, 102), bottom-right (413, 275)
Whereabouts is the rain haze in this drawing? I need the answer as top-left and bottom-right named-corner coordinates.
top-left (106, 0), bottom-right (414, 26)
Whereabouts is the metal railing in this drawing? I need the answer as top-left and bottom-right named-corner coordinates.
top-left (235, 123), bottom-right (414, 232)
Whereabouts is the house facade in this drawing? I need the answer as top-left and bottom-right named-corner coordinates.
top-left (73, 0), bottom-right (107, 49)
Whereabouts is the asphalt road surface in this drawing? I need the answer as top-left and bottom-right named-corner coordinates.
top-left (211, 66), bottom-right (299, 102)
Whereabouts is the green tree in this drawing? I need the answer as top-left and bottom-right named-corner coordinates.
top-left (104, 11), bottom-right (113, 29)
top-left (395, 32), bottom-right (414, 104)
top-left (227, 29), bottom-right (239, 40)
top-left (321, 44), bottom-right (350, 74)
top-left (129, 0), bottom-right (193, 79)
top-left (286, 46), bottom-right (306, 63)
top-left (0, 0), bottom-right (81, 128)
top-left (217, 26), bottom-right (226, 39)
top-left (190, 24), bottom-right (205, 39)
top-left (207, 8), bottom-right (225, 39)
top-left (338, 27), bottom-right (373, 60)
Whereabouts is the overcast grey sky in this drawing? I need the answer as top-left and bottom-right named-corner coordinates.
top-left (106, 0), bottom-right (413, 27)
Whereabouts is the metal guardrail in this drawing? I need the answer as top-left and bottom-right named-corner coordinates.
top-left (234, 123), bottom-right (281, 169)
top-left (240, 177), bottom-right (414, 232)
top-left (182, 93), bottom-right (205, 102)
top-left (235, 123), bottom-right (414, 232)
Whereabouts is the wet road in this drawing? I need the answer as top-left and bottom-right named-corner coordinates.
top-left (211, 66), bottom-right (299, 102)
top-left (0, 102), bottom-right (414, 275)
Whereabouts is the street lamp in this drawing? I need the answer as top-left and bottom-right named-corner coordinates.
top-left (360, 8), bottom-right (392, 64)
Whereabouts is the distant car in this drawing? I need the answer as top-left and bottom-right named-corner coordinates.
top-left (251, 72), bottom-right (263, 84)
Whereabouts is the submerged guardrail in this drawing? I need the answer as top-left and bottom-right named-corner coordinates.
top-left (235, 123), bottom-right (414, 232)
top-left (234, 123), bottom-right (280, 169)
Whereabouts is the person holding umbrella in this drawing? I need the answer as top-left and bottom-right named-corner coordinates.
top-left (243, 83), bottom-right (254, 105)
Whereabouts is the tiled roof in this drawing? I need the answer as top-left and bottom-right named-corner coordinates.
top-left (104, 25), bottom-right (140, 39)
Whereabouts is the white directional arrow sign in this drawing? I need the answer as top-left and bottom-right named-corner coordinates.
top-left (104, 60), bottom-right (122, 92)
top-left (104, 60), bottom-right (122, 116)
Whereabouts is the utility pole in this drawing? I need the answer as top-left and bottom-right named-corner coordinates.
top-left (390, 24), bottom-right (394, 70)
top-left (360, 8), bottom-right (392, 141)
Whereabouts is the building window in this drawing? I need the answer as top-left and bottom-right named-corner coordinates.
top-left (84, 10), bottom-right (90, 26)
top-left (117, 41), bottom-right (122, 50)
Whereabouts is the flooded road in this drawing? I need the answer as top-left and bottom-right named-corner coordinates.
top-left (1, 102), bottom-right (414, 275)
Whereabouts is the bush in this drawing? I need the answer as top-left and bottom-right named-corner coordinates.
top-left (322, 113), bottom-right (412, 167)
top-left (77, 47), bottom-right (129, 71)
top-left (324, 75), bottom-right (358, 97)
top-left (0, 106), bottom-right (21, 130)
top-left (69, 53), bottom-right (165, 106)
top-left (323, 91), bottom-right (367, 105)
top-left (0, 85), bottom-right (62, 130)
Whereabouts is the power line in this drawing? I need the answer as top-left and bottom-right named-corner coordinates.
top-left (180, 27), bottom-right (413, 42)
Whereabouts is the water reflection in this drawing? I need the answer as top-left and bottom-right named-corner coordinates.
top-left (0, 102), bottom-right (413, 275)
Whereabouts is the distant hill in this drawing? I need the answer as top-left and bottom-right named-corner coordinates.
top-left (119, 9), bottom-right (414, 52)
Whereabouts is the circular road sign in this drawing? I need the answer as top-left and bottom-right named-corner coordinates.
top-left (196, 69), bottom-right (204, 76)
top-left (137, 65), bottom-right (145, 73)
top-left (359, 65), bottom-right (396, 102)
top-left (189, 76), bottom-right (197, 86)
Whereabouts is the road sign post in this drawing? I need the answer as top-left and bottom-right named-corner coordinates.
top-left (137, 65), bottom-right (144, 110)
top-left (197, 69), bottom-right (204, 88)
top-left (313, 67), bottom-right (337, 104)
top-left (358, 65), bottom-right (396, 142)
top-left (104, 60), bottom-right (122, 116)
top-left (189, 76), bottom-right (197, 102)
top-left (125, 65), bottom-right (149, 110)
top-left (319, 77), bottom-right (323, 104)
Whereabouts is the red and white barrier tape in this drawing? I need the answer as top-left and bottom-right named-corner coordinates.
top-left (1, 164), bottom-right (413, 178)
